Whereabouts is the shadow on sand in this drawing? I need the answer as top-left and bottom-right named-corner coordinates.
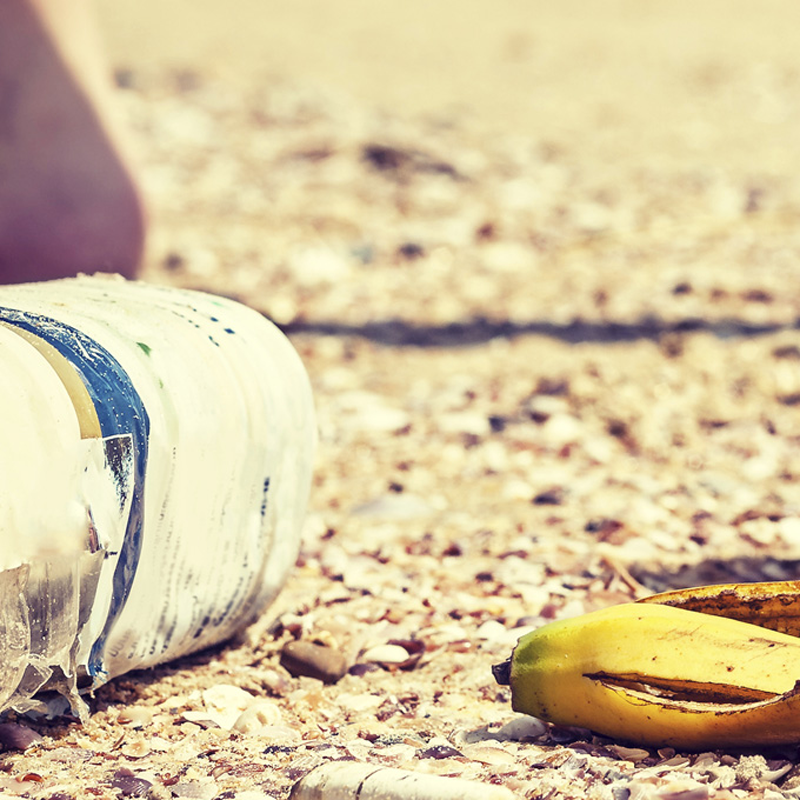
top-left (630, 556), bottom-right (800, 595)
top-left (280, 314), bottom-right (799, 348)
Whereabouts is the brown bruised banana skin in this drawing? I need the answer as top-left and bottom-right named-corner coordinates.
top-left (640, 580), bottom-right (800, 637)
top-left (500, 601), bottom-right (800, 749)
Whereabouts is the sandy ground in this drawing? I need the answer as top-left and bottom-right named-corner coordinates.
top-left (96, 0), bottom-right (800, 168)
top-left (4, 2), bottom-right (800, 798)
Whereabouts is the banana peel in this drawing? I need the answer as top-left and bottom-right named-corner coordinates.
top-left (494, 581), bottom-right (800, 749)
top-left (640, 579), bottom-right (800, 637)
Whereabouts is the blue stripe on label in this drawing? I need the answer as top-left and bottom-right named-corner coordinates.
top-left (0, 307), bottom-right (149, 678)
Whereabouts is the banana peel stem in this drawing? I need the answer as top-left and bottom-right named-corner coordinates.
top-left (492, 659), bottom-right (511, 686)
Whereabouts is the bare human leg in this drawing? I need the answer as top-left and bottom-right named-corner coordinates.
top-left (0, 0), bottom-right (147, 284)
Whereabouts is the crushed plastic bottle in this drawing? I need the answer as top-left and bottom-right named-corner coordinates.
top-left (0, 276), bottom-right (316, 719)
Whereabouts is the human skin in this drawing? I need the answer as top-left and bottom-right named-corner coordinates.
top-left (0, 0), bottom-right (146, 284)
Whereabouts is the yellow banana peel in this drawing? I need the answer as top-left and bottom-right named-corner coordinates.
top-left (494, 582), bottom-right (800, 749)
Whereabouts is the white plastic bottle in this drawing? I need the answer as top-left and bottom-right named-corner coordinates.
top-left (0, 276), bottom-right (315, 718)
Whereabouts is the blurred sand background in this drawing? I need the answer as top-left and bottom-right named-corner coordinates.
top-left (97, 0), bottom-right (800, 171)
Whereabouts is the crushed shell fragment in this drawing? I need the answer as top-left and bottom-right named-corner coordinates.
top-left (289, 762), bottom-right (516, 800)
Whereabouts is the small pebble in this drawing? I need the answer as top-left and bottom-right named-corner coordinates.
top-left (0, 722), bottom-right (43, 750)
top-left (203, 684), bottom-right (256, 711)
top-left (656, 781), bottom-right (708, 800)
top-left (348, 662), bottom-right (382, 677)
top-left (232, 700), bottom-right (283, 733)
top-left (454, 725), bottom-right (506, 745)
top-left (334, 692), bottom-right (383, 712)
top-left (120, 738), bottom-right (152, 758)
top-left (171, 781), bottom-right (219, 800)
top-left (111, 769), bottom-right (152, 798)
top-left (247, 724), bottom-right (300, 742)
top-left (360, 643), bottom-right (411, 665)
top-left (183, 684), bottom-right (258, 729)
top-left (352, 405), bottom-right (411, 433)
top-left (475, 619), bottom-right (507, 641)
top-left (45, 747), bottom-right (93, 763)
top-left (351, 494), bottom-right (434, 519)
top-left (280, 640), bottom-right (349, 684)
top-left (290, 762), bottom-right (516, 800)
top-left (181, 712), bottom-right (221, 729)
top-left (493, 716), bottom-right (547, 741)
top-left (417, 744), bottom-right (465, 760)
top-left (607, 744), bottom-right (650, 763)
top-left (117, 706), bottom-right (154, 728)
top-left (532, 487), bottom-right (564, 505)
top-left (259, 668), bottom-right (293, 696)
top-left (461, 743), bottom-right (518, 766)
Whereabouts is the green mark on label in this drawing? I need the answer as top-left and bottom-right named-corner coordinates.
top-left (137, 342), bottom-right (152, 356)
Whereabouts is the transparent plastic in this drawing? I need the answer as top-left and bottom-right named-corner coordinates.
top-left (0, 276), bottom-right (315, 718)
